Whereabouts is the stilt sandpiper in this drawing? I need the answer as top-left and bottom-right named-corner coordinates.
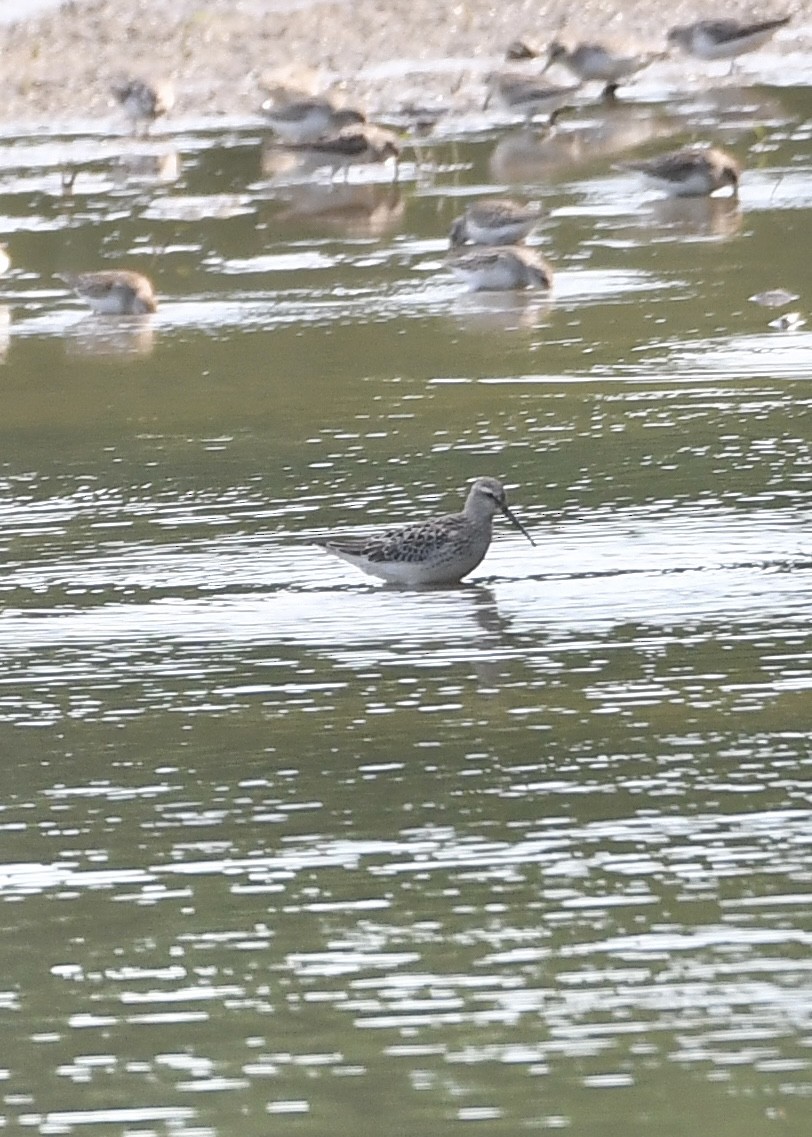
top-left (316, 477), bottom-right (535, 585)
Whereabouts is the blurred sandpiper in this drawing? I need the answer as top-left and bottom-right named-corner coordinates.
top-left (485, 73), bottom-right (581, 125)
top-left (287, 124), bottom-right (401, 175)
top-left (111, 77), bottom-right (175, 134)
top-left (57, 270), bottom-right (158, 315)
top-left (448, 245), bottom-right (554, 292)
top-left (544, 38), bottom-right (665, 97)
top-left (618, 145), bottom-right (740, 197)
top-left (449, 198), bottom-right (542, 248)
top-left (261, 96), bottom-right (367, 144)
top-left (666, 16), bottom-right (791, 64)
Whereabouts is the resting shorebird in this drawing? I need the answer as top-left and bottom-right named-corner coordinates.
top-left (111, 77), bottom-right (174, 134)
top-left (57, 270), bottom-right (158, 315)
top-left (261, 96), bottom-right (367, 144)
top-left (618, 145), bottom-right (740, 197)
top-left (667, 16), bottom-right (791, 67)
top-left (316, 477), bottom-right (534, 586)
top-left (449, 198), bottom-right (541, 248)
top-left (447, 245), bottom-right (554, 292)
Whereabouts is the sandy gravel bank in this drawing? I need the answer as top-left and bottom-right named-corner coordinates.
top-left (0, 0), bottom-right (807, 129)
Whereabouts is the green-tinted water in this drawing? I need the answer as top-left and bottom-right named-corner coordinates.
top-left (1, 81), bottom-right (810, 1137)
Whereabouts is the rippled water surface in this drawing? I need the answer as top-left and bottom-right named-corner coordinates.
top-left (1, 76), bottom-right (811, 1137)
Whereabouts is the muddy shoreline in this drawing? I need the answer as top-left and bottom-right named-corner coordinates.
top-left (0, 0), bottom-right (807, 129)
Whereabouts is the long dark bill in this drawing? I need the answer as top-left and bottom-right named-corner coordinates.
top-left (502, 504), bottom-right (536, 547)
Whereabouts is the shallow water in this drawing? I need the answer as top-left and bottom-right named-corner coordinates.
top-left (1, 76), bottom-right (811, 1137)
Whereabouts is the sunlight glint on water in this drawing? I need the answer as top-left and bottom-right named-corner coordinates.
top-left (0, 78), bottom-right (811, 1137)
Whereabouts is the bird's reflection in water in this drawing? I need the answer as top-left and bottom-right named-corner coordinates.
top-left (63, 316), bottom-right (155, 359)
top-left (458, 584), bottom-right (527, 691)
top-left (448, 288), bottom-right (554, 334)
top-left (113, 151), bottom-right (181, 185)
top-left (355, 583), bottom-right (519, 688)
top-left (260, 143), bottom-right (303, 181)
top-left (0, 305), bottom-right (10, 363)
top-left (60, 166), bottom-right (79, 195)
top-left (648, 194), bottom-right (743, 239)
top-left (490, 126), bottom-right (584, 183)
top-left (465, 584), bottom-right (511, 635)
top-left (275, 182), bottom-right (405, 238)
top-left (674, 82), bottom-right (790, 125)
top-left (260, 128), bottom-right (400, 185)
top-left (489, 104), bottom-right (678, 183)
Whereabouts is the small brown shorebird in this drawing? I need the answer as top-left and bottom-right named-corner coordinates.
top-left (289, 123), bottom-right (400, 161)
top-left (505, 39), bottom-right (539, 61)
top-left (286, 124), bottom-right (401, 177)
top-left (667, 16), bottom-right (791, 65)
top-left (618, 145), bottom-right (740, 197)
top-left (111, 77), bottom-right (175, 134)
top-left (57, 270), bottom-right (158, 315)
top-left (447, 245), bottom-right (554, 292)
top-left (316, 477), bottom-right (535, 586)
top-left (484, 73), bottom-right (581, 125)
top-left (544, 39), bottom-right (665, 97)
top-left (261, 96), bottom-right (367, 144)
top-left (449, 198), bottom-right (542, 248)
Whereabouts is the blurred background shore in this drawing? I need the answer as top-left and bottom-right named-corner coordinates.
top-left (0, 0), bottom-right (807, 127)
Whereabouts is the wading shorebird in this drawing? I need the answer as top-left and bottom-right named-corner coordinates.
top-left (111, 77), bottom-right (175, 134)
top-left (261, 96), bottom-right (367, 144)
top-left (447, 245), bottom-right (553, 292)
top-left (544, 38), bottom-right (665, 98)
top-left (484, 73), bottom-right (581, 125)
top-left (618, 145), bottom-right (740, 197)
top-left (315, 477), bottom-right (535, 586)
top-left (666, 16), bottom-right (791, 66)
top-left (286, 124), bottom-right (401, 176)
top-left (57, 270), bottom-right (158, 315)
top-left (449, 197), bottom-right (542, 247)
